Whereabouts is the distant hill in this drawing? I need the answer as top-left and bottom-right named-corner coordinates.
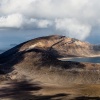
top-left (1, 35), bottom-right (100, 58)
top-left (0, 50), bottom-right (5, 54)
top-left (10, 43), bottom-right (17, 47)
top-left (0, 35), bottom-right (100, 85)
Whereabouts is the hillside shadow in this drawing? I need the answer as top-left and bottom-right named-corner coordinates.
top-left (0, 80), bottom-right (69, 100)
top-left (0, 80), bottom-right (41, 100)
top-left (74, 96), bottom-right (100, 100)
top-left (0, 47), bottom-right (85, 75)
top-left (32, 93), bottom-right (68, 100)
top-left (0, 41), bottom-right (29, 64)
top-left (40, 48), bottom-right (85, 69)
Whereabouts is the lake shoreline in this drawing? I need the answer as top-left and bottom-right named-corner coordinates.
top-left (58, 55), bottom-right (100, 60)
top-left (58, 55), bottom-right (100, 63)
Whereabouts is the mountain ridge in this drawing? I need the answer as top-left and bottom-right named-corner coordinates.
top-left (0, 35), bottom-right (100, 58)
top-left (0, 35), bottom-right (100, 85)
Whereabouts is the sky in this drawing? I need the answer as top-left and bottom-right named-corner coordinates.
top-left (0, 0), bottom-right (100, 50)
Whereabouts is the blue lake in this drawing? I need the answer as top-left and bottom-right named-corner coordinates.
top-left (66, 57), bottom-right (100, 63)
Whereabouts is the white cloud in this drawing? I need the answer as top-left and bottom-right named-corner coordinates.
top-left (37, 20), bottom-right (52, 28)
top-left (25, 19), bottom-right (52, 28)
top-left (0, 13), bottom-right (53, 29)
top-left (55, 18), bottom-right (91, 40)
top-left (0, 0), bottom-right (91, 18)
top-left (0, 0), bottom-right (100, 40)
top-left (0, 13), bottom-right (23, 28)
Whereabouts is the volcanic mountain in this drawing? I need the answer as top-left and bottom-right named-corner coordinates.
top-left (0, 35), bottom-right (100, 85)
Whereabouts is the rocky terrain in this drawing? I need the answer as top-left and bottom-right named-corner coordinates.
top-left (0, 35), bottom-right (100, 100)
top-left (1, 35), bottom-right (100, 59)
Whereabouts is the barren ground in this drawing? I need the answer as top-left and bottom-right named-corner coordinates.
top-left (0, 79), bottom-right (100, 100)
